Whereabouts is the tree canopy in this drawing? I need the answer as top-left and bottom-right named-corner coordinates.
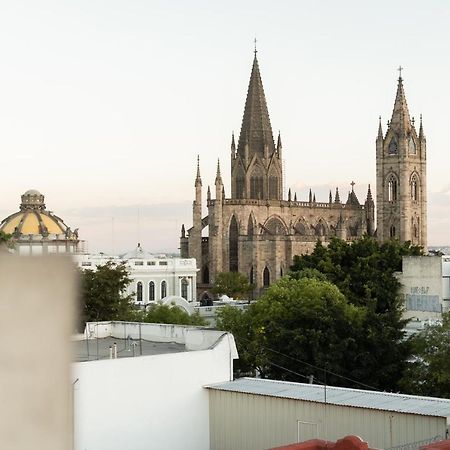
top-left (80, 261), bottom-right (135, 326)
top-left (217, 237), bottom-right (423, 392)
top-left (0, 231), bottom-right (13, 252)
top-left (289, 236), bottom-right (422, 390)
top-left (399, 313), bottom-right (450, 398)
top-left (212, 271), bottom-right (253, 299)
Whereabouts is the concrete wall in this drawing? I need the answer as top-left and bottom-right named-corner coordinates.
top-left (397, 256), bottom-right (443, 321)
top-left (0, 255), bottom-right (75, 450)
top-left (208, 390), bottom-right (447, 450)
top-left (84, 321), bottom-right (236, 352)
top-left (73, 330), bottom-right (237, 450)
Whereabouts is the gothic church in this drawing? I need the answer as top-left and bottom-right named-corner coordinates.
top-left (180, 52), bottom-right (427, 293)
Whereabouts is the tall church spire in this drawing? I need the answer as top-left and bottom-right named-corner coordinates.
top-left (237, 52), bottom-right (275, 160)
top-left (389, 70), bottom-right (412, 135)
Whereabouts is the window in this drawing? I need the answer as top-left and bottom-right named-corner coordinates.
top-left (149, 281), bottom-right (155, 301)
top-left (269, 176), bottom-right (278, 200)
top-left (249, 266), bottom-right (254, 284)
top-left (247, 215), bottom-right (254, 236)
top-left (315, 222), bottom-right (326, 237)
top-left (388, 175), bottom-right (398, 202)
top-left (411, 176), bottom-right (418, 201)
top-left (390, 225), bottom-right (396, 238)
top-left (263, 267), bottom-right (270, 288)
top-left (388, 139), bottom-right (398, 155)
top-left (136, 282), bottom-right (143, 302)
top-left (202, 266), bottom-right (210, 284)
top-left (409, 136), bottom-right (416, 154)
top-left (134, 261), bottom-right (144, 266)
top-left (229, 216), bottom-right (239, 272)
top-left (181, 278), bottom-right (189, 300)
top-left (236, 176), bottom-right (245, 199)
top-left (159, 261), bottom-right (168, 266)
top-left (161, 280), bottom-right (167, 299)
top-left (81, 262), bottom-right (92, 267)
top-left (147, 261), bottom-right (156, 266)
top-left (295, 222), bottom-right (307, 235)
top-left (250, 167), bottom-right (264, 199)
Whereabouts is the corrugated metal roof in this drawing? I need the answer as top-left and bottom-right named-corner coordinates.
top-left (205, 377), bottom-right (450, 418)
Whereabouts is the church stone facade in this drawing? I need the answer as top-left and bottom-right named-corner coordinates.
top-left (180, 53), bottom-right (427, 294)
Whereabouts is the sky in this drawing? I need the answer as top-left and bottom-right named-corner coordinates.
top-left (0, 0), bottom-right (449, 253)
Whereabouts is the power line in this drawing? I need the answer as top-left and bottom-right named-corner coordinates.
top-left (238, 335), bottom-right (383, 392)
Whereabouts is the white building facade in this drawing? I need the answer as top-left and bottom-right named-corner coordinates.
top-left (74, 244), bottom-right (198, 304)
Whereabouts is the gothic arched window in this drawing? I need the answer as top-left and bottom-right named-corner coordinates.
top-left (294, 222), bottom-right (307, 235)
top-left (229, 215), bottom-right (239, 272)
top-left (263, 267), bottom-right (270, 288)
top-left (136, 281), bottom-right (143, 302)
top-left (389, 225), bottom-right (396, 238)
top-left (250, 166), bottom-right (264, 199)
top-left (388, 175), bottom-right (398, 202)
top-left (236, 170), bottom-right (245, 199)
top-left (161, 280), bottom-right (167, 299)
top-left (247, 215), bottom-right (254, 236)
top-left (408, 136), bottom-right (416, 154)
top-left (202, 266), bottom-right (209, 284)
top-left (388, 139), bottom-right (398, 155)
top-left (181, 278), bottom-right (189, 300)
top-left (249, 266), bottom-right (254, 285)
top-left (269, 176), bottom-right (278, 200)
top-left (315, 220), bottom-right (327, 237)
top-left (262, 217), bottom-right (287, 235)
top-left (411, 176), bottom-right (418, 201)
top-left (149, 281), bottom-right (155, 301)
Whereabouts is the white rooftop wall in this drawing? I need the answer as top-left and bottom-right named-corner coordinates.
top-left (73, 323), bottom-right (237, 450)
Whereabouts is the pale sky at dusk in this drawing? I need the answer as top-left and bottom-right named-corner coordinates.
top-left (1, 1), bottom-right (449, 253)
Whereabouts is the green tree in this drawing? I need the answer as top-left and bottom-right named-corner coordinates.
top-left (212, 271), bottom-right (253, 299)
top-left (399, 313), bottom-right (450, 398)
top-left (0, 231), bottom-right (13, 252)
top-left (290, 236), bottom-right (422, 390)
top-left (140, 303), bottom-right (206, 326)
top-left (251, 276), bottom-right (366, 384)
top-left (80, 261), bottom-right (136, 326)
top-left (216, 304), bottom-right (263, 376)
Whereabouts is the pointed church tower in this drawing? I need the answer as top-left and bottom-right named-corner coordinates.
top-left (187, 157), bottom-right (203, 268)
top-left (231, 50), bottom-right (283, 200)
top-left (376, 69), bottom-right (427, 248)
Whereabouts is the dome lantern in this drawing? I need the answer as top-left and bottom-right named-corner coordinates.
top-left (20, 190), bottom-right (45, 211)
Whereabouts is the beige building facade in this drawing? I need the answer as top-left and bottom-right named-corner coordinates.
top-left (180, 53), bottom-right (427, 294)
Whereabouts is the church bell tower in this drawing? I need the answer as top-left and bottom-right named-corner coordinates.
top-left (376, 69), bottom-right (427, 249)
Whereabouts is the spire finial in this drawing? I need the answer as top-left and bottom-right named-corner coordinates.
top-left (254, 37), bottom-right (257, 55)
top-left (398, 65), bottom-right (403, 80)
top-left (351, 181), bottom-right (355, 192)
top-left (215, 158), bottom-right (222, 185)
top-left (195, 155), bottom-right (202, 186)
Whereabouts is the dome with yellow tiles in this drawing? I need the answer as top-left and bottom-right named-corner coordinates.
top-left (0, 190), bottom-right (80, 254)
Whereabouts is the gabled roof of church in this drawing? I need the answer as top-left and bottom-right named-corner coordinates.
top-left (237, 52), bottom-right (276, 158)
top-left (389, 75), bottom-right (412, 135)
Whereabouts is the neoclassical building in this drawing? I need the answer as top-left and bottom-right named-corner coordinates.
top-left (181, 53), bottom-right (427, 293)
top-left (0, 189), bottom-right (83, 254)
top-left (75, 244), bottom-right (198, 304)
